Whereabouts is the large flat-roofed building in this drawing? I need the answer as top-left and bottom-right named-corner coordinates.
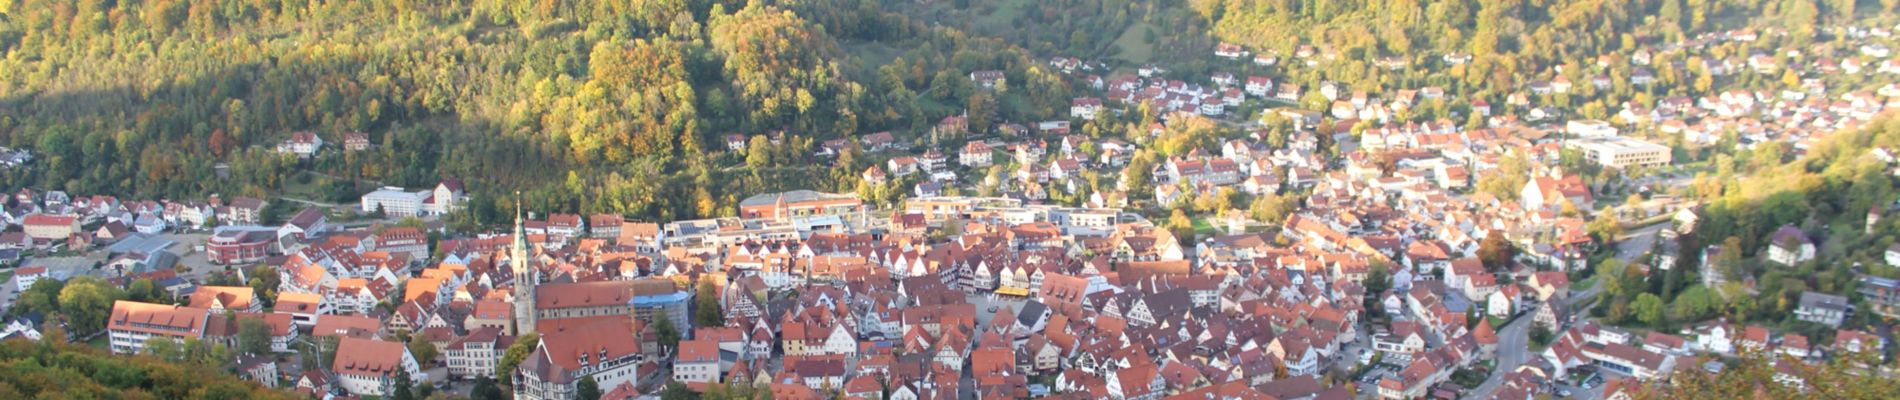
top-left (737, 190), bottom-right (864, 221)
top-left (360, 187), bottom-right (430, 217)
top-left (107, 301), bottom-right (211, 355)
top-left (1566, 137), bottom-right (1672, 169)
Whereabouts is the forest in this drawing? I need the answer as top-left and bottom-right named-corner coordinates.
top-left (0, 0), bottom-right (1076, 226)
top-left (0, 338), bottom-right (297, 399)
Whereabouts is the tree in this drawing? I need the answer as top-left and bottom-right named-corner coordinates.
top-left (497, 332), bottom-right (540, 387)
top-left (15, 278), bottom-right (66, 315)
top-left (1529, 325), bottom-right (1554, 348)
top-left (57, 277), bottom-right (126, 336)
top-left (661, 382), bottom-right (697, 400)
top-left (577, 375), bottom-right (602, 400)
top-left (127, 278), bottom-right (164, 303)
top-left (407, 332), bottom-right (440, 366)
top-left (471, 377), bottom-right (505, 400)
top-left (1588, 210), bottom-right (1624, 243)
top-left (1365, 262), bottom-right (1392, 294)
top-left (237, 317), bottom-right (272, 355)
top-left (652, 310), bottom-right (681, 349)
top-left (1477, 234), bottom-right (1516, 272)
top-left (694, 280), bottom-right (725, 328)
top-left (1166, 208), bottom-right (1195, 241)
top-left (746, 135), bottom-right (772, 170)
top-left (391, 365), bottom-right (417, 400)
top-left (1633, 293), bottom-right (1665, 327)
top-left (1249, 193), bottom-right (1298, 225)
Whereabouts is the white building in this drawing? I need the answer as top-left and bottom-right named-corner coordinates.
top-left (106, 301), bottom-right (210, 355)
top-left (1565, 137), bottom-right (1672, 169)
top-left (361, 187), bottom-right (431, 217)
top-left (1565, 119), bottom-right (1618, 137)
top-left (334, 337), bottom-right (426, 397)
top-left (360, 180), bottom-right (464, 217)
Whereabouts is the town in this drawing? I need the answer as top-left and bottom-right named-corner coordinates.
top-left (5, 4), bottom-right (1900, 400)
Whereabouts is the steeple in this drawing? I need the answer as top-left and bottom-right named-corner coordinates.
top-left (512, 192), bottom-right (537, 335)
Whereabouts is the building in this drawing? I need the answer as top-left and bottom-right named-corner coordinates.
top-left (361, 187), bottom-right (432, 217)
top-left (188, 286), bottom-right (261, 313)
top-left (1564, 137), bottom-right (1671, 169)
top-left (280, 208), bottom-right (329, 242)
top-left (446, 327), bottom-right (511, 379)
top-left (1794, 292), bottom-right (1850, 328)
top-left (21, 214), bottom-right (79, 241)
top-left (1767, 225), bottom-right (1816, 266)
top-left (277, 132), bottom-right (324, 158)
top-left (629, 278), bottom-right (691, 333)
top-left (674, 339), bottom-right (721, 384)
top-left (1861, 276), bottom-right (1900, 318)
top-left (514, 317), bottom-right (647, 400)
top-left (960, 141), bottom-right (994, 168)
top-left (107, 301), bottom-right (210, 355)
top-left (736, 191), bottom-right (865, 221)
top-left (334, 337), bottom-right (425, 397)
top-left (1566, 119), bottom-right (1618, 137)
top-left (1520, 175), bottom-right (1593, 211)
top-left (359, 180), bottom-right (465, 217)
top-left (207, 228), bottom-right (276, 265)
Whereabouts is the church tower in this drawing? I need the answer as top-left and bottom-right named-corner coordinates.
top-left (512, 199), bottom-right (538, 335)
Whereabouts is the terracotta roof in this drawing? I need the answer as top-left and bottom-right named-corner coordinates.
top-left (189, 286), bottom-right (257, 310)
top-left (109, 301), bottom-right (210, 338)
top-left (334, 337), bottom-right (408, 377)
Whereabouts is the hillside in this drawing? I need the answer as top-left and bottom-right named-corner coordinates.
top-left (0, 0), bottom-right (1068, 224)
top-left (0, 339), bottom-right (298, 399)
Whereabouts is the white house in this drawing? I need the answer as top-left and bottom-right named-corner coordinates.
top-left (335, 337), bottom-right (425, 397)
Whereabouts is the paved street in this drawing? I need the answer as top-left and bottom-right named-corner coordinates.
top-left (1465, 221), bottom-right (1661, 399)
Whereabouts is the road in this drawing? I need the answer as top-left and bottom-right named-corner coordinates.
top-left (1465, 313), bottom-right (1534, 399)
top-left (1464, 222), bottom-right (1662, 399)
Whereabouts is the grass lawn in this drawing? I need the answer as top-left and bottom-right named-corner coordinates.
top-left (86, 335), bottom-right (109, 350)
top-left (1575, 276), bottom-right (1599, 292)
top-left (1111, 22), bottom-right (1158, 65)
top-left (1191, 217), bottom-right (1217, 236)
top-left (1487, 315), bottom-right (1509, 328)
top-left (971, 0), bottom-right (1029, 32)
top-left (279, 171), bottom-right (330, 200)
top-left (844, 40), bottom-right (902, 68)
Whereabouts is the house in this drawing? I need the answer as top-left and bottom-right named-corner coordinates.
top-left (674, 339), bottom-right (722, 384)
top-left (1072, 97), bottom-right (1104, 120)
top-left (1766, 225), bottom-right (1815, 266)
top-left (189, 286), bottom-right (262, 313)
top-left (1520, 175), bottom-right (1592, 212)
top-left (863, 166), bottom-right (888, 185)
top-left (1214, 43), bottom-right (1248, 59)
top-left (961, 141), bottom-right (994, 168)
top-left (334, 337), bottom-right (425, 397)
top-left (446, 327), bottom-right (510, 379)
top-left (1245, 76), bottom-right (1273, 97)
top-left (1794, 292), bottom-right (1850, 328)
top-left (277, 131), bottom-right (324, 158)
top-left (279, 208), bottom-right (329, 242)
top-left (970, 70), bottom-right (1006, 89)
top-left (861, 131), bottom-right (898, 152)
top-left (343, 132), bottom-right (371, 151)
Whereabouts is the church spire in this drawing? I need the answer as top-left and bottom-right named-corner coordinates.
top-left (512, 192), bottom-right (537, 335)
